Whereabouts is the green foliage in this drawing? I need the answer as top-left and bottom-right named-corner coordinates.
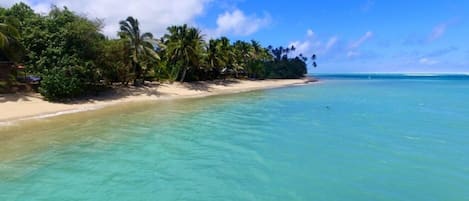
top-left (247, 60), bottom-right (267, 79)
top-left (5, 3), bottom-right (47, 71)
top-left (1, 3), bottom-right (315, 100)
top-left (96, 39), bottom-right (132, 85)
top-left (37, 7), bottom-right (102, 73)
top-left (0, 15), bottom-right (24, 62)
top-left (2, 4), bottom-right (106, 99)
top-left (261, 46), bottom-right (310, 79)
top-left (0, 81), bottom-right (7, 93)
top-left (39, 68), bottom-right (85, 101)
top-left (264, 57), bottom-right (307, 79)
top-left (3, 4), bottom-right (102, 74)
top-left (163, 24), bottom-right (204, 82)
top-left (119, 16), bottom-right (160, 85)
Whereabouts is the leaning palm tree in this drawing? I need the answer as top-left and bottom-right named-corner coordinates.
top-left (119, 16), bottom-right (159, 85)
top-left (0, 17), bottom-right (23, 62)
top-left (0, 23), bottom-right (14, 49)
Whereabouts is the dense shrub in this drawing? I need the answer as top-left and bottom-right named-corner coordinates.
top-left (3, 4), bottom-right (104, 99)
top-left (96, 39), bottom-right (132, 85)
top-left (39, 68), bottom-right (84, 101)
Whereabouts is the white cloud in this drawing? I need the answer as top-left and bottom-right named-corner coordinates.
top-left (325, 36), bottom-right (338, 51)
top-left (287, 28), bottom-right (317, 56)
top-left (419, 57), bottom-right (439, 65)
top-left (347, 51), bottom-right (360, 58)
top-left (210, 9), bottom-right (270, 37)
top-left (306, 29), bottom-right (314, 37)
top-left (428, 23), bottom-right (447, 42)
top-left (287, 29), bottom-right (380, 63)
top-left (286, 35), bottom-right (340, 61)
top-left (360, 0), bottom-right (375, 12)
top-left (0, 0), bottom-right (18, 7)
top-left (3, 0), bottom-right (212, 37)
top-left (289, 40), bottom-right (310, 56)
top-left (349, 31), bottom-right (373, 49)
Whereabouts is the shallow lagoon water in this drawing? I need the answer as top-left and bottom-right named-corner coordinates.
top-left (1, 75), bottom-right (468, 201)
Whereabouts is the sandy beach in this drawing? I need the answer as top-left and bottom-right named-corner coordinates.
top-left (0, 79), bottom-right (313, 124)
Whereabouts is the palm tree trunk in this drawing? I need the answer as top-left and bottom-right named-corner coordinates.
top-left (180, 67), bottom-right (187, 82)
top-left (133, 64), bottom-right (142, 86)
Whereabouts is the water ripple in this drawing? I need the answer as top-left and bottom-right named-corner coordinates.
top-left (1, 80), bottom-right (469, 200)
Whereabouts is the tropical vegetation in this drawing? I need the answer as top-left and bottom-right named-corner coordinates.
top-left (0, 3), bottom-right (316, 101)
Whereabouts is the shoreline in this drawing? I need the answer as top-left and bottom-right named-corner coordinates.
top-left (0, 78), bottom-right (315, 125)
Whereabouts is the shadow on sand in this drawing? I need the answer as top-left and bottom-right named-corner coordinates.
top-left (0, 79), bottom-right (245, 105)
top-left (0, 93), bottom-right (39, 103)
top-left (181, 79), bottom-right (241, 92)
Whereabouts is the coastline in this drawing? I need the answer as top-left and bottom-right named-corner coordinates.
top-left (0, 78), bottom-right (315, 125)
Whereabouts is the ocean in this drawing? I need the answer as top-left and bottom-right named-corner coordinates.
top-left (0, 74), bottom-right (468, 201)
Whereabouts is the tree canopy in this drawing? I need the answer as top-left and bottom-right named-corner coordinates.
top-left (0, 3), bottom-right (315, 100)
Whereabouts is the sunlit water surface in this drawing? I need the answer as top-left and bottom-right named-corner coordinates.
top-left (0, 74), bottom-right (468, 201)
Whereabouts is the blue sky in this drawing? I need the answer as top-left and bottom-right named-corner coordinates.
top-left (2, 0), bottom-right (469, 73)
top-left (197, 0), bottom-right (469, 73)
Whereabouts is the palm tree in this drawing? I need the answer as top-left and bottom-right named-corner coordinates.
top-left (0, 17), bottom-right (23, 62)
top-left (164, 24), bottom-right (204, 82)
top-left (119, 16), bottom-right (159, 85)
top-left (206, 39), bottom-right (225, 75)
top-left (269, 46), bottom-right (282, 61)
top-left (311, 54), bottom-right (317, 68)
top-left (250, 40), bottom-right (262, 59)
top-left (233, 40), bottom-right (253, 78)
top-left (246, 40), bottom-right (274, 78)
top-left (0, 23), bottom-right (14, 49)
top-left (217, 37), bottom-right (236, 77)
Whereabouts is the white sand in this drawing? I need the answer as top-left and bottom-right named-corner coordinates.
top-left (0, 79), bottom-right (312, 124)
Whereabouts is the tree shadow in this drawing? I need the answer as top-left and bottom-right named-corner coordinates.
top-left (211, 79), bottom-right (241, 86)
top-left (182, 82), bottom-right (212, 92)
top-left (0, 79), bottom-right (246, 105)
top-left (182, 79), bottom-right (241, 92)
top-left (64, 82), bottom-right (170, 105)
top-left (0, 93), bottom-right (37, 103)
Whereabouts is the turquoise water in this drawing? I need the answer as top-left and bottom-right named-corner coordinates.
top-left (1, 75), bottom-right (469, 200)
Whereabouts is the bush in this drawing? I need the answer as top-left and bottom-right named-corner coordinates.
top-left (96, 39), bottom-right (132, 85)
top-left (39, 69), bottom-right (85, 101)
